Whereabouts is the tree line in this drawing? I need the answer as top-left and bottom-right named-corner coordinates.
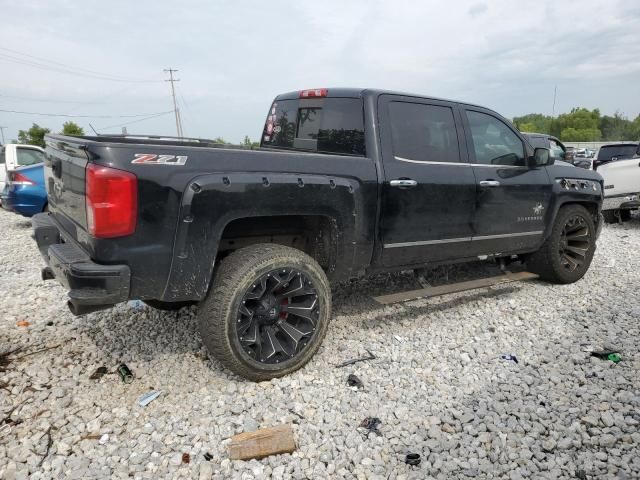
top-left (513, 108), bottom-right (640, 142)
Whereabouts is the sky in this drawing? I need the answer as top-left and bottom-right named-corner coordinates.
top-left (0, 0), bottom-right (639, 143)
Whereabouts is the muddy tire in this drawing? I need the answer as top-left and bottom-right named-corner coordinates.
top-left (526, 204), bottom-right (596, 284)
top-left (198, 243), bottom-right (331, 381)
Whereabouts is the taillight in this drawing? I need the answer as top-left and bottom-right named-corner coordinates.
top-left (11, 172), bottom-right (36, 185)
top-left (86, 163), bottom-right (137, 238)
top-left (299, 88), bottom-right (328, 98)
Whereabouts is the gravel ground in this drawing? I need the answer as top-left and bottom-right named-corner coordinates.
top-left (1, 207), bottom-right (639, 480)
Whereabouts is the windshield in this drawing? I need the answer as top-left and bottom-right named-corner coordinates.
top-left (596, 145), bottom-right (638, 161)
top-left (261, 97), bottom-right (365, 156)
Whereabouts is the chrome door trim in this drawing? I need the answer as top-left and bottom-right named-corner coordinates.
top-left (383, 230), bottom-right (543, 249)
top-left (394, 156), bottom-right (526, 169)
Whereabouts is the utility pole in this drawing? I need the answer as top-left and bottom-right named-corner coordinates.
top-left (552, 85), bottom-right (557, 118)
top-left (0, 126), bottom-right (7, 144)
top-left (164, 68), bottom-right (183, 137)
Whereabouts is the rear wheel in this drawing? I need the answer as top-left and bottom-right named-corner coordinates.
top-left (526, 205), bottom-right (596, 284)
top-left (198, 244), bottom-right (331, 381)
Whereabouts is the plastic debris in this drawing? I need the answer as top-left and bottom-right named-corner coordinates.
top-left (117, 363), bottom-right (134, 384)
top-left (500, 354), bottom-right (519, 363)
top-left (138, 390), bottom-right (162, 407)
top-left (203, 452), bottom-right (213, 461)
top-left (405, 453), bottom-right (421, 466)
top-left (16, 320), bottom-right (30, 327)
top-left (347, 374), bottom-right (364, 390)
top-left (128, 300), bottom-right (145, 310)
top-left (99, 434), bottom-right (109, 445)
top-left (89, 366), bottom-right (108, 380)
top-left (591, 349), bottom-right (621, 363)
top-left (182, 452), bottom-right (190, 464)
top-left (358, 417), bottom-right (382, 436)
top-left (336, 350), bottom-right (376, 368)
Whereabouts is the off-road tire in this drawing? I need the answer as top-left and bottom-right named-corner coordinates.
top-left (143, 300), bottom-right (195, 311)
top-left (198, 243), bottom-right (331, 381)
top-left (526, 204), bottom-right (596, 284)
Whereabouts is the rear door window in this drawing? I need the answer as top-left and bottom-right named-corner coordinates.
top-left (16, 147), bottom-right (45, 166)
top-left (262, 98), bottom-right (365, 156)
top-left (387, 102), bottom-right (461, 163)
top-left (548, 139), bottom-right (565, 159)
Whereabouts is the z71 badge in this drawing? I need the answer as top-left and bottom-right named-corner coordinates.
top-left (132, 154), bottom-right (188, 165)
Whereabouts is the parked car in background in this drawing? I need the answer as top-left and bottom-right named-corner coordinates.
top-left (3, 163), bottom-right (47, 217)
top-left (565, 146), bottom-right (576, 161)
top-left (522, 133), bottom-right (573, 164)
top-left (593, 143), bottom-right (639, 170)
top-left (1, 144), bottom-right (46, 206)
top-left (598, 145), bottom-right (640, 223)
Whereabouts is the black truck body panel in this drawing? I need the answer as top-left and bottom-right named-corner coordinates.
top-left (33, 88), bottom-right (604, 312)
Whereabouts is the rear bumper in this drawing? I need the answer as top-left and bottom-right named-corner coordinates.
top-left (32, 213), bottom-right (130, 315)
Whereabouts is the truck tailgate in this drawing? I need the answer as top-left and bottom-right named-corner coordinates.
top-left (44, 138), bottom-right (90, 234)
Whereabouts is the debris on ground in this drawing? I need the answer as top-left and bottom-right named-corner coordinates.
top-left (347, 373), bottom-right (364, 390)
top-left (288, 408), bottom-right (304, 420)
top-left (117, 363), bottom-right (134, 383)
top-left (229, 424), bottom-right (296, 460)
top-left (203, 452), bottom-right (213, 461)
top-left (16, 320), bottom-right (30, 327)
top-left (590, 347), bottom-right (622, 363)
top-left (336, 350), bottom-right (376, 368)
top-left (138, 390), bottom-right (162, 407)
top-left (37, 426), bottom-right (53, 467)
top-left (405, 453), bottom-right (421, 466)
top-left (358, 417), bottom-right (382, 437)
top-left (128, 300), bottom-right (145, 310)
top-left (99, 434), bottom-right (109, 445)
top-left (181, 452), bottom-right (190, 464)
top-left (500, 353), bottom-right (519, 363)
top-left (89, 366), bottom-right (109, 380)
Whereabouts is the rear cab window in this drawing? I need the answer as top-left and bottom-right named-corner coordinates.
top-left (597, 145), bottom-right (638, 161)
top-left (16, 147), bottom-right (45, 166)
top-left (261, 94), bottom-right (366, 156)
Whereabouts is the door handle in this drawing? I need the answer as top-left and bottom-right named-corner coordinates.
top-left (390, 179), bottom-right (418, 188)
top-left (479, 180), bottom-right (500, 187)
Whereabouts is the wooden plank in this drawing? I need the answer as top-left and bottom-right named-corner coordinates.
top-left (373, 271), bottom-right (539, 305)
top-left (229, 424), bottom-right (296, 460)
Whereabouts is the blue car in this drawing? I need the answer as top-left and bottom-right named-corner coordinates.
top-left (4, 163), bottom-right (47, 217)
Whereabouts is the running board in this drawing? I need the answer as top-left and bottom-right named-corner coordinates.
top-left (373, 271), bottom-right (539, 305)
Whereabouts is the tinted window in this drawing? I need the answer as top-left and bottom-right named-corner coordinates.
top-left (16, 148), bottom-right (45, 166)
top-left (262, 98), bottom-right (365, 156)
top-left (466, 111), bottom-right (525, 166)
top-left (388, 102), bottom-right (460, 163)
top-left (596, 145), bottom-right (638, 161)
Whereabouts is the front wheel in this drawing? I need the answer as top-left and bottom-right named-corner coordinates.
top-left (526, 205), bottom-right (596, 284)
top-left (198, 244), bottom-right (331, 381)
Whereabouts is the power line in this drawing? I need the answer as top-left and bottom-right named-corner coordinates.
top-left (0, 93), bottom-right (102, 104)
top-left (98, 111), bottom-right (173, 131)
top-left (164, 68), bottom-right (183, 137)
top-left (0, 108), bottom-right (173, 118)
top-left (0, 48), bottom-right (160, 83)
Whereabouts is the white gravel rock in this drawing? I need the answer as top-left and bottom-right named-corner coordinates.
top-left (1, 208), bottom-right (640, 479)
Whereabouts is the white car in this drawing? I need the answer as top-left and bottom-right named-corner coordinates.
top-left (0, 144), bottom-right (46, 205)
top-left (597, 143), bottom-right (640, 223)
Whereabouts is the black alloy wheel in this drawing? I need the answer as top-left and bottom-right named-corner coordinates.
top-left (558, 214), bottom-right (591, 273)
top-left (237, 268), bottom-right (320, 364)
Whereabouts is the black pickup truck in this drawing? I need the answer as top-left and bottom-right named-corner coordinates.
top-left (32, 88), bottom-right (603, 380)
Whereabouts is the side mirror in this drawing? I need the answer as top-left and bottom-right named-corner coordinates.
top-left (529, 147), bottom-right (552, 167)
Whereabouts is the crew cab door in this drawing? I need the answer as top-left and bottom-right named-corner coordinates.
top-left (377, 95), bottom-right (477, 267)
top-left (461, 108), bottom-right (552, 254)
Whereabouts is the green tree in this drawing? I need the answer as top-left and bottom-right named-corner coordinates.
top-left (512, 113), bottom-right (553, 134)
top-left (61, 121), bottom-right (84, 136)
top-left (17, 123), bottom-right (51, 148)
top-left (554, 108), bottom-right (601, 141)
top-left (212, 136), bottom-right (226, 144)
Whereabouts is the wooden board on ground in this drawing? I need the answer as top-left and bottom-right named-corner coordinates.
top-left (229, 424), bottom-right (296, 460)
top-left (373, 271), bottom-right (539, 305)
